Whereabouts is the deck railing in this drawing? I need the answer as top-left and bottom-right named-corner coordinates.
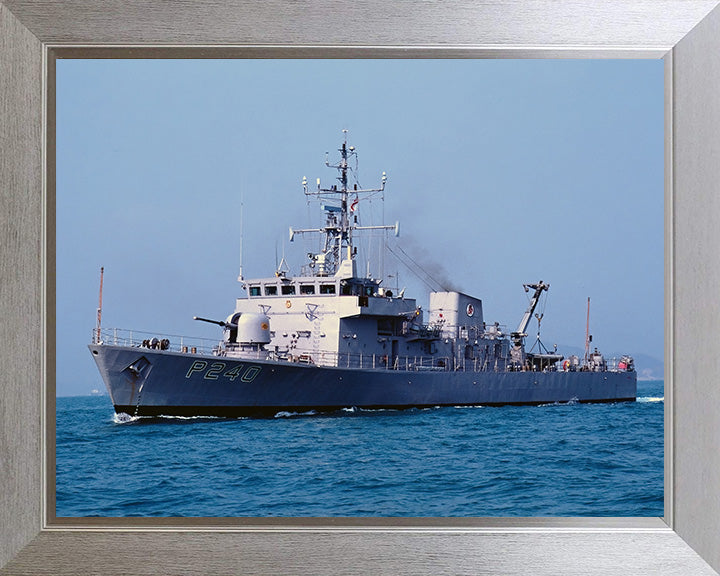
top-left (92, 327), bottom-right (223, 357)
top-left (92, 328), bottom-right (633, 374)
top-left (303, 350), bottom-right (454, 372)
top-left (91, 328), bottom-right (456, 372)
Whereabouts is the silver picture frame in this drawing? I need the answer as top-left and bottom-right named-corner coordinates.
top-left (2, 1), bottom-right (720, 574)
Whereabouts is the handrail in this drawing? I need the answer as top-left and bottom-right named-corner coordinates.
top-left (92, 327), bottom-right (634, 374)
top-left (92, 327), bottom-right (222, 357)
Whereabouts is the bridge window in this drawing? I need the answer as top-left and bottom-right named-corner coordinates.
top-left (300, 284), bottom-right (315, 295)
top-left (320, 284), bottom-right (336, 294)
top-left (281, 284), bottom-right (296, 295)
top-left (265, 285), bottom-right (278, 295)
top-left (249, 286), bottom-right (261, 297)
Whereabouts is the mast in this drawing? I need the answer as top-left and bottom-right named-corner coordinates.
top-left (584, 297), bottom-right (591, 364)
top-left (95, 266), bottom-right (104, 344)
top-left (290, 130), bottom-right (396, 277)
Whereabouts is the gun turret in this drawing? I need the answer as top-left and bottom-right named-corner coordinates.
top-left (193, 316), bottom-right (238, 329)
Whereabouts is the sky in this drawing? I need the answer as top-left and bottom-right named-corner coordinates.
top-left (56, 59), bottom-right (664, 396)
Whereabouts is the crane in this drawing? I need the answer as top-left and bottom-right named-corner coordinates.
top-left (511, 281), bottom-right (549, 347)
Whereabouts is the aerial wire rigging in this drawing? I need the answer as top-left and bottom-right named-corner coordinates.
top-left (384, 242), bottom-right (447, 292)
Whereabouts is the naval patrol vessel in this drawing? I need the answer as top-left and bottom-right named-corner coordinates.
top-left (89, 133), bottom-right (636, 417)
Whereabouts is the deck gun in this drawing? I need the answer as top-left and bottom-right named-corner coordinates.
top-left (193, 316), bottom-right (238, 329)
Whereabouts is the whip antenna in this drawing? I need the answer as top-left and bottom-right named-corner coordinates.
top-left (238, 191), bottom-right (244, 282)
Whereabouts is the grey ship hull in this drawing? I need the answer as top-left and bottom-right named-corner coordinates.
top-left (90, 344), bottom-right (637, 418)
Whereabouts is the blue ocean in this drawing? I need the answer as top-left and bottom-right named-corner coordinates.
top-left (55, 380), bottom-right (663, 517)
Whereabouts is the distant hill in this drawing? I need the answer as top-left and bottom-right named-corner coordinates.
top-left (628, 353), bottom-right (665, 381)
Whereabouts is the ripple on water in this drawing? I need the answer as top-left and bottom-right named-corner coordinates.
top-left (56, 389), bottom-right (664, 518)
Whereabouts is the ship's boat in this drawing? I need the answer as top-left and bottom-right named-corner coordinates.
top-left (89, 132), bottom-right (636, 418)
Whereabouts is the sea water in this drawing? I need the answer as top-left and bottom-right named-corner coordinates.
top-left (55, 380), bottom-right (663, 517)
